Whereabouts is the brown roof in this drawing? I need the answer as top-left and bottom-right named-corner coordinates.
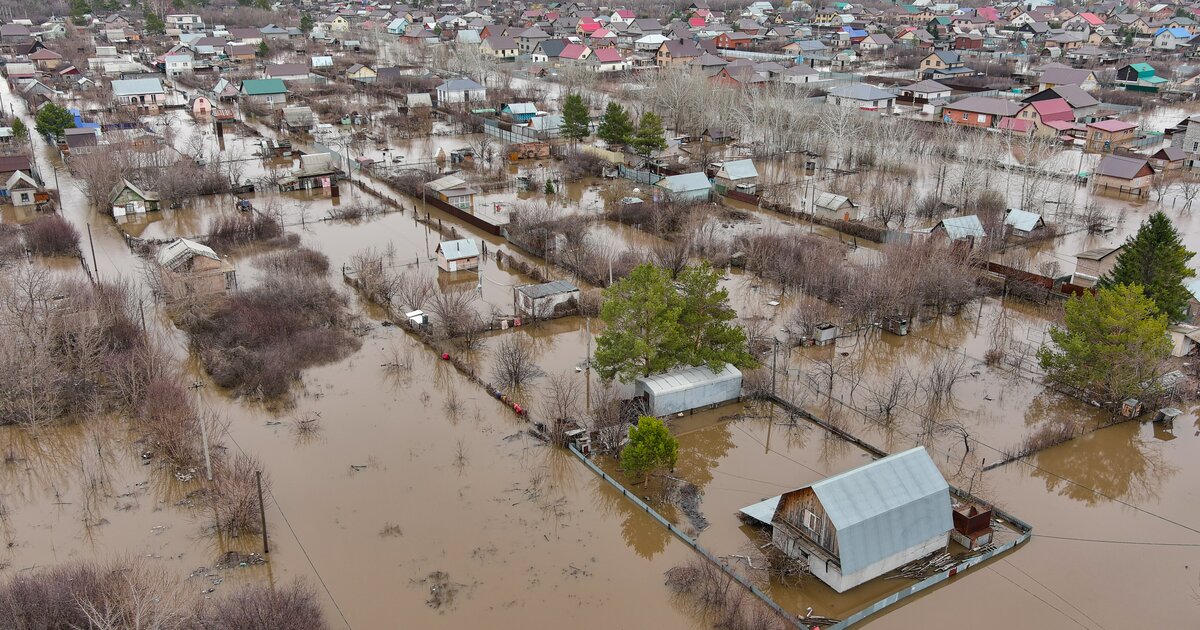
top-left (0, 155), bottom-right (32, 174)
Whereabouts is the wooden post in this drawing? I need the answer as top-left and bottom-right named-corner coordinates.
top-left (256, 471), bottom-right (269, 554)
top-left (201, 416), bottom-right (213, 482)
top-left (86, 223), bottom-right (98, 283)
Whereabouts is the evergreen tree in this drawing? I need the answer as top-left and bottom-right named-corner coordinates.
top-left (1038, 284), bottom-right (1171, 402)
top-left (544, 179), bottom-right (555, 194)
top-left (70, 0), bottom-right (91, 25)
top-left (10, 118), bottom-right (27, 143)
top-left (620, 416), bottom-right (678, 481)
top-left (596, 102), bottom-right (633, 146)
top-left (560, 93), bottom-right (590, 143)
top-left (300, 14), bottom-right (315, 33)
top-left (632, 111), bottom-right (667, 157)
top-left (1100, 211), bottom-right (1196, 322)
top-left (254, 0), bottom-right (270, 9)
top-left (144, 11), bottom-right (165, 35)
top-left (675, 263), bottom-right (754, 373)
top-left (257, 41), bottom-right (270, 57)
top-left (34, 103), bottom-right (76, 139)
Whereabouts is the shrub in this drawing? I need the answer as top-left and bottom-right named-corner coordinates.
top-left (23, 214), bottom-right (80, 256)
top-left (206, 213), bottom-right (283, 249)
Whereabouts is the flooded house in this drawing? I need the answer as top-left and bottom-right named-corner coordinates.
top-left (435, 238), bottom-right (480, 272)
top-left (426, 175), bottom-right (479, 210)
top-left (1003, 208), bottom-right (1046, 237)
top-left (515, 280), bottom-right (580, 319)
top-left (813, 191), bottom-right (860, 221)
top-left (930, 215), bottom-right (986, 245)
top-left (157, 238), bottom-right (237, 299)
top-left (710, 159), bottom-right (758, 195)
top-left (1071, 245), bottom-right (1122, 287)
top-left (1092, 154), bottom-right (1154, 195)
top-left (633, 363), bottom-right (742, 416)
top-left (3, 171), bottom-right (39, 206)
top-left (111, 78), bottom-right (166, 112)
top-left (653, 172), bottom-right (712, 202)
top-left (278, 153), bottom-right (344, 191)
top-left (110, 178), bottom-right (160, 217)
top-left (282, 106), bottom-right (315, 132)
top-left (239, 78), bottom-right (288, 109)
top-left (758, 447), bottom-right (952, 593)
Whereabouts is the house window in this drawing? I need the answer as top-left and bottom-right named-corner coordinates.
top-left (978, 114), bottom-right (986, 123)
top-left (961, 112), bottom-right (969, 121)
top-left (803, 509), bottom-right (817, 531)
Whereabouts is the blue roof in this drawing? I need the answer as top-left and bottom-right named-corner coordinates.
top-left (718, 159), bottom-right (758, 180)
top-left (1157, 27), bottom-right (1194, 38)
top-left (656, 172), bottom-right (712, 193)
top-left (841, 26), bottom-right (868, 37)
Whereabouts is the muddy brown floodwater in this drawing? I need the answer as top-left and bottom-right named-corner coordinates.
top-left (5, 76), bottom-right (1200, 630)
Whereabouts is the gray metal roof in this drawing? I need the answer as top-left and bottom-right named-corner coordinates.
top-left (158, 238), bottom-right (219, 270)
top-left (437, 238), bottom-right (479, 260)
top-left (809, 447), bottom-right (952, 575)
top-left (634, 363), bottom-right (741, 397)
top-left (814, 191), bottom-right (851, 211)
top-left (1004, 208), bottom-right (1043, 232)
top-left (828, 83), bottom-right (897, 102)
top-left (717, 159), bottom-right (758, 181)
top-left (739, 495), bottom-right (780, 525)
top-left (937, 215), bottom-right (986, 240)
top-left (111, 78), bottom-right (164, 97)
top-left (517, 279), bottom-right (579, 299)
top-left (656, 171), bottom-right (712, 193)
top-left (1095, 154), bottom-right (1151, 180)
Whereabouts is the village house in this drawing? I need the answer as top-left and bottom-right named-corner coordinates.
top-left (426, 175), bottom-right (479, 210)
top-left (278, 153), bottom-right (344, 192)
top-left (745, 447), bottom-right (952, 593)
top-left (1153, 26), bottom-right (1195, 50)
top-left (930, 215), bottom-right (987, 245)
top-left (710, 159), bottom-right (758, 195)
top-left (515, 280), bottom-right (580, 318)
top-left (654, 172), bottom-right (712, 202)
top-left (1072, 245), bottom-right (1123, 286)
top-left (110, 179), bottom-right (160, 217)
top-left (239, 78), bottom-right (288, 109)
top-left (900, 79), bottom-right (951, 104)
top-left (0, 155), bottom-right (36, 200)
top-left (1085, 119), bottom-right (1138, 153)
top-left (942, 96), bottom-right (1023, 129)
top-left (1038, 65), bottom-right (1099, 92)
top-left (656, 38), bottom-right (702, 67)
top-left (111, 78), bottom-right (166, 112)
top-left (813, 191), bottom-right (860, 222)
top-left (1003, 209), bottom-right (1047, 237)
top-left (264, 63), bottom-right (310, 82)
top-left (1092, 154), bottom-right (1154, 196)
top-left (1115, 63), bottom-right (1168, 92)
top-left (589, 47), bottom-right (630, 73)
top-left (165, 14), bottom-right (204, 34)
top-left (826, 84), bottom-right (896, 110)
top-left (435, 238), bottom-right (480, 272)
top-left (482, 35), bottom-right (519, 59)
top-left (436, 78), bottom-right (487, 104)
top-left (1014, 98), bottom-right (1074, 136)
top-left (3, 171), bottom-right (40, 206)
top-left (346, 64), bottom-right (377, 84)
top-left (157, 238), bottom-right (237, 300)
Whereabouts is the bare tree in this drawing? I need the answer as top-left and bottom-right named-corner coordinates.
top-left (491, 334), bottom-right (545, 390)
top-left (868, 371), bottom-right (913, 425)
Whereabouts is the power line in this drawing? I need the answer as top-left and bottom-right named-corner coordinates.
top-left (1001, 559), bottom-right (1109, 630)
top-left (1033, 533), bottom-right (1200, 548)
top-left (986, 565), bottom-right (1093, 630)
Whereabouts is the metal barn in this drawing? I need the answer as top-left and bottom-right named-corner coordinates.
top-left (633, 364), bottom-right (742, 416)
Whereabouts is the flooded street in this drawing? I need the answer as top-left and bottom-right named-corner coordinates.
top-left (4, 68), bottom-right (1200, 630)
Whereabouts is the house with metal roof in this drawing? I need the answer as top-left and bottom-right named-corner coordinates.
top-left (760, 447), bottom-right (953, 592)
top-left (634, 364), bottom-right (742, 416)
top-left (932, 215), bottom-right (986, 243)
top-left (110, 178), bottom-right (160, 217)
top-left (711, 159), bottom-right (758, 195)
top-left (239, 78), bottom-right (288, 108)
top-left (1092, 154), bottom-right (1154, 195)
top-left (436, 78), bottom-right (487, 104)
top-left (813, 191), bottom-right (860, 222)
top-left (1073, 245), bottom-right (1122, 287)
top-left (826, 84), bottom-right (896, 110)
top-left (516, 280), bottom-right (580, 318)
top-left (942, 96), bottom-right (1024, 129)
top-left (427, 175), bottom-right (479, 210)
top-left (1003, 209), bottom-right (1046, 237)
top-left (654, 172), bottom-right (712, 202)
top-left (111, 78), bottom-right (166, 110)
top-left (435, 238), bottom-right (480, 272)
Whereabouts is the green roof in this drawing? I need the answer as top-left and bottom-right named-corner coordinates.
top-left (241, 78), bottom-right (287, 95)
top-left (1129, 62), bottom-right (1155, 73)
top-left (1144, 75), bottom-right (1168, 84)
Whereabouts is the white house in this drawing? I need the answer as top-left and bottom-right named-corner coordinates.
top-left (165, 13), bottom-right (204, 34)
top-left (436, 78), bottom-right (487, 104)
top-left (1153, 27), bottom-right (1194, 50)
top-left (164, 53), bottom-right (194, 76)
top-left (742, 447), bottom-right (952, 593)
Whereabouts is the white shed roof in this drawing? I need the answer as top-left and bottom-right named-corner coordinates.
top-left (158, 238), bottom-right (219, 270)
top-left (718, 159), bottom-right (758, 180)
top-left (635, 363), bottom-right (741, 397)
top-left (656, 171), bottom-right (712, 193)
top-left (1004, 208), bottom-right (1043, 232)
top-left (436, 238), bottom-right (479, 260)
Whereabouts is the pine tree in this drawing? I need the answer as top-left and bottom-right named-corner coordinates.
top-left (300, 14), bottom-right (315, 33)
top-left (620, 416), bottom-right (678, 481)
top-left (544, 179), bottom-right (555, 195)
top-left (596, 102), bottom-right (633, 146)
top-left (632, 111), bottom-right (667, 157)
top-left (144, 11), bottom-right (165, 35)
top-left (1100, 211), bottom-right (1196, 322)
top-left (35, 103), bottom-right (76, 139)
top-left (10, 118), bottom-right (27, 142)
top-left (560, 93), bottom-right (590, 143)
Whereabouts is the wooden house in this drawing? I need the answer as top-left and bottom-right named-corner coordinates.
top-left (435, 238), bottom-right (480, 272)
top-left (157, 238), bottom-right (238, 299)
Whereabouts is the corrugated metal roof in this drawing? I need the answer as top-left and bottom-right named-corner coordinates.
top-left (718, 159), bottom-right (758, 181)
top-left (517, 279), bottom-right (579, 299)
top-left (809, 447), bottom-right (951, 575)
top-left (656, 172), bottom-right (712, 193)
top-left (938, 215), bottom-right (986, 240)
top-left (111, 78), bottom-right (164, 96)
top-left (437, 238), bottom-right (478, 259)
top-left (1004, 208), bottom-right (1043, 232)
top-left (158, 238), bottom-right (219, 270)
top-left (814, 191), bottom-right (850, 211)
top-left (740, 495), bottom-right (780, 525)
top-left (635, 364), bottom-right (741, 397)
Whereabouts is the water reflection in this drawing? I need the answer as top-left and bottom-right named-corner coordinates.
top-left (1030, 421), bottom-right (1175, 505)
top-left (588, 467), bottom-right (672, 560)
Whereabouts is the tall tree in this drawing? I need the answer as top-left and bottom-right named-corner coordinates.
top-left (1037, 284), bottom-right (1171, 403)
top-left (594, 264), bottom-right (682, 381)
top-left (675, 263), bottom-right (754, 372)
top-left (621, 416), bottom-right (678, 481)
top-left (632, 111), bottom-right (667, 157)
top-left (144, 11), bottom-right (165, 35)
top-left (594, 263), bottom-right (757, 382)
top-left (70, 0), bottom-right (91, 25)
top-left (560, 93), bottom-right (590, 144)
top-left (10, 118), bottom-right (28, 142)
top-left (596, 102), bottom-right (633, 146)
top-left (1101, 211), bottom-right (1196, 322)
top-left (34, 103), bottom-right (76, 139)
top-left (299, 14), bottom-right (315, 33)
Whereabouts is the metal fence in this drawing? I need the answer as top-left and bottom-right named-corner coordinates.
top-left (617, 164), bottom-right (663, 185)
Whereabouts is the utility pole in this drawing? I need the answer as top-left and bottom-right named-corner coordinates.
top-left (256, 471), bottom-right (269, 554)
top-left (86, 223), bottom-right (98, 283)
top-left (771, 337), bottom-right (778, 398)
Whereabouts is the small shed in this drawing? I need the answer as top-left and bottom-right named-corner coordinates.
top-left (110, 179), bottom-right (160, 217)
top-left (767, 447), bottom-right (952, 592)
top-left (813, 191), bottom-right (859, 221)
top-left (435, 238), bottom-right (480, 272)
top-left (1003, 208), bottom-right (1046, 237)
top-left (157, 238), bottom-right (237, 298)
top-left (634, 364), bottom-right (743, 416)
top-left (426, 175), bottom-right (478, 210)
top-left (932, 215), bottom-right (986, 243)
top-left (711, 159), bottom-right (758, 194)
top-left (653, 172), bottom-right (712, 202)
top-left (1072, 245), bottom-right (1122, 287)
top-left (515, 279), bottom-right (580, 318)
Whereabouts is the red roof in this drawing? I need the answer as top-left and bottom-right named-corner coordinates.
top-left (999, 117), bottom-right (1034, 133)
top-left (593, 47), bottom-right (623, 63)
top-left (1044, 120), bottom-right (1077, 131)
top-left (560, 43), bottom-right (589, 59)
top-left (615, 9), bottom-right (635, 18)
top-left (1029, 98), bottom-right (1074, 122)
top-left (1087, 119), bottom-right (1137, 132)
top-left (689, 17), bottom-right (706, 27)
top-left (1079, 12), bottom-right (1104, 26)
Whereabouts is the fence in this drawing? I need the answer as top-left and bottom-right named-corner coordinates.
top-left (566, 444), bottom-right (810, 629)
top-left (984, 262), bottom-right (1092, 298)
top-left (617, 164), bottom-right (663, 185)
